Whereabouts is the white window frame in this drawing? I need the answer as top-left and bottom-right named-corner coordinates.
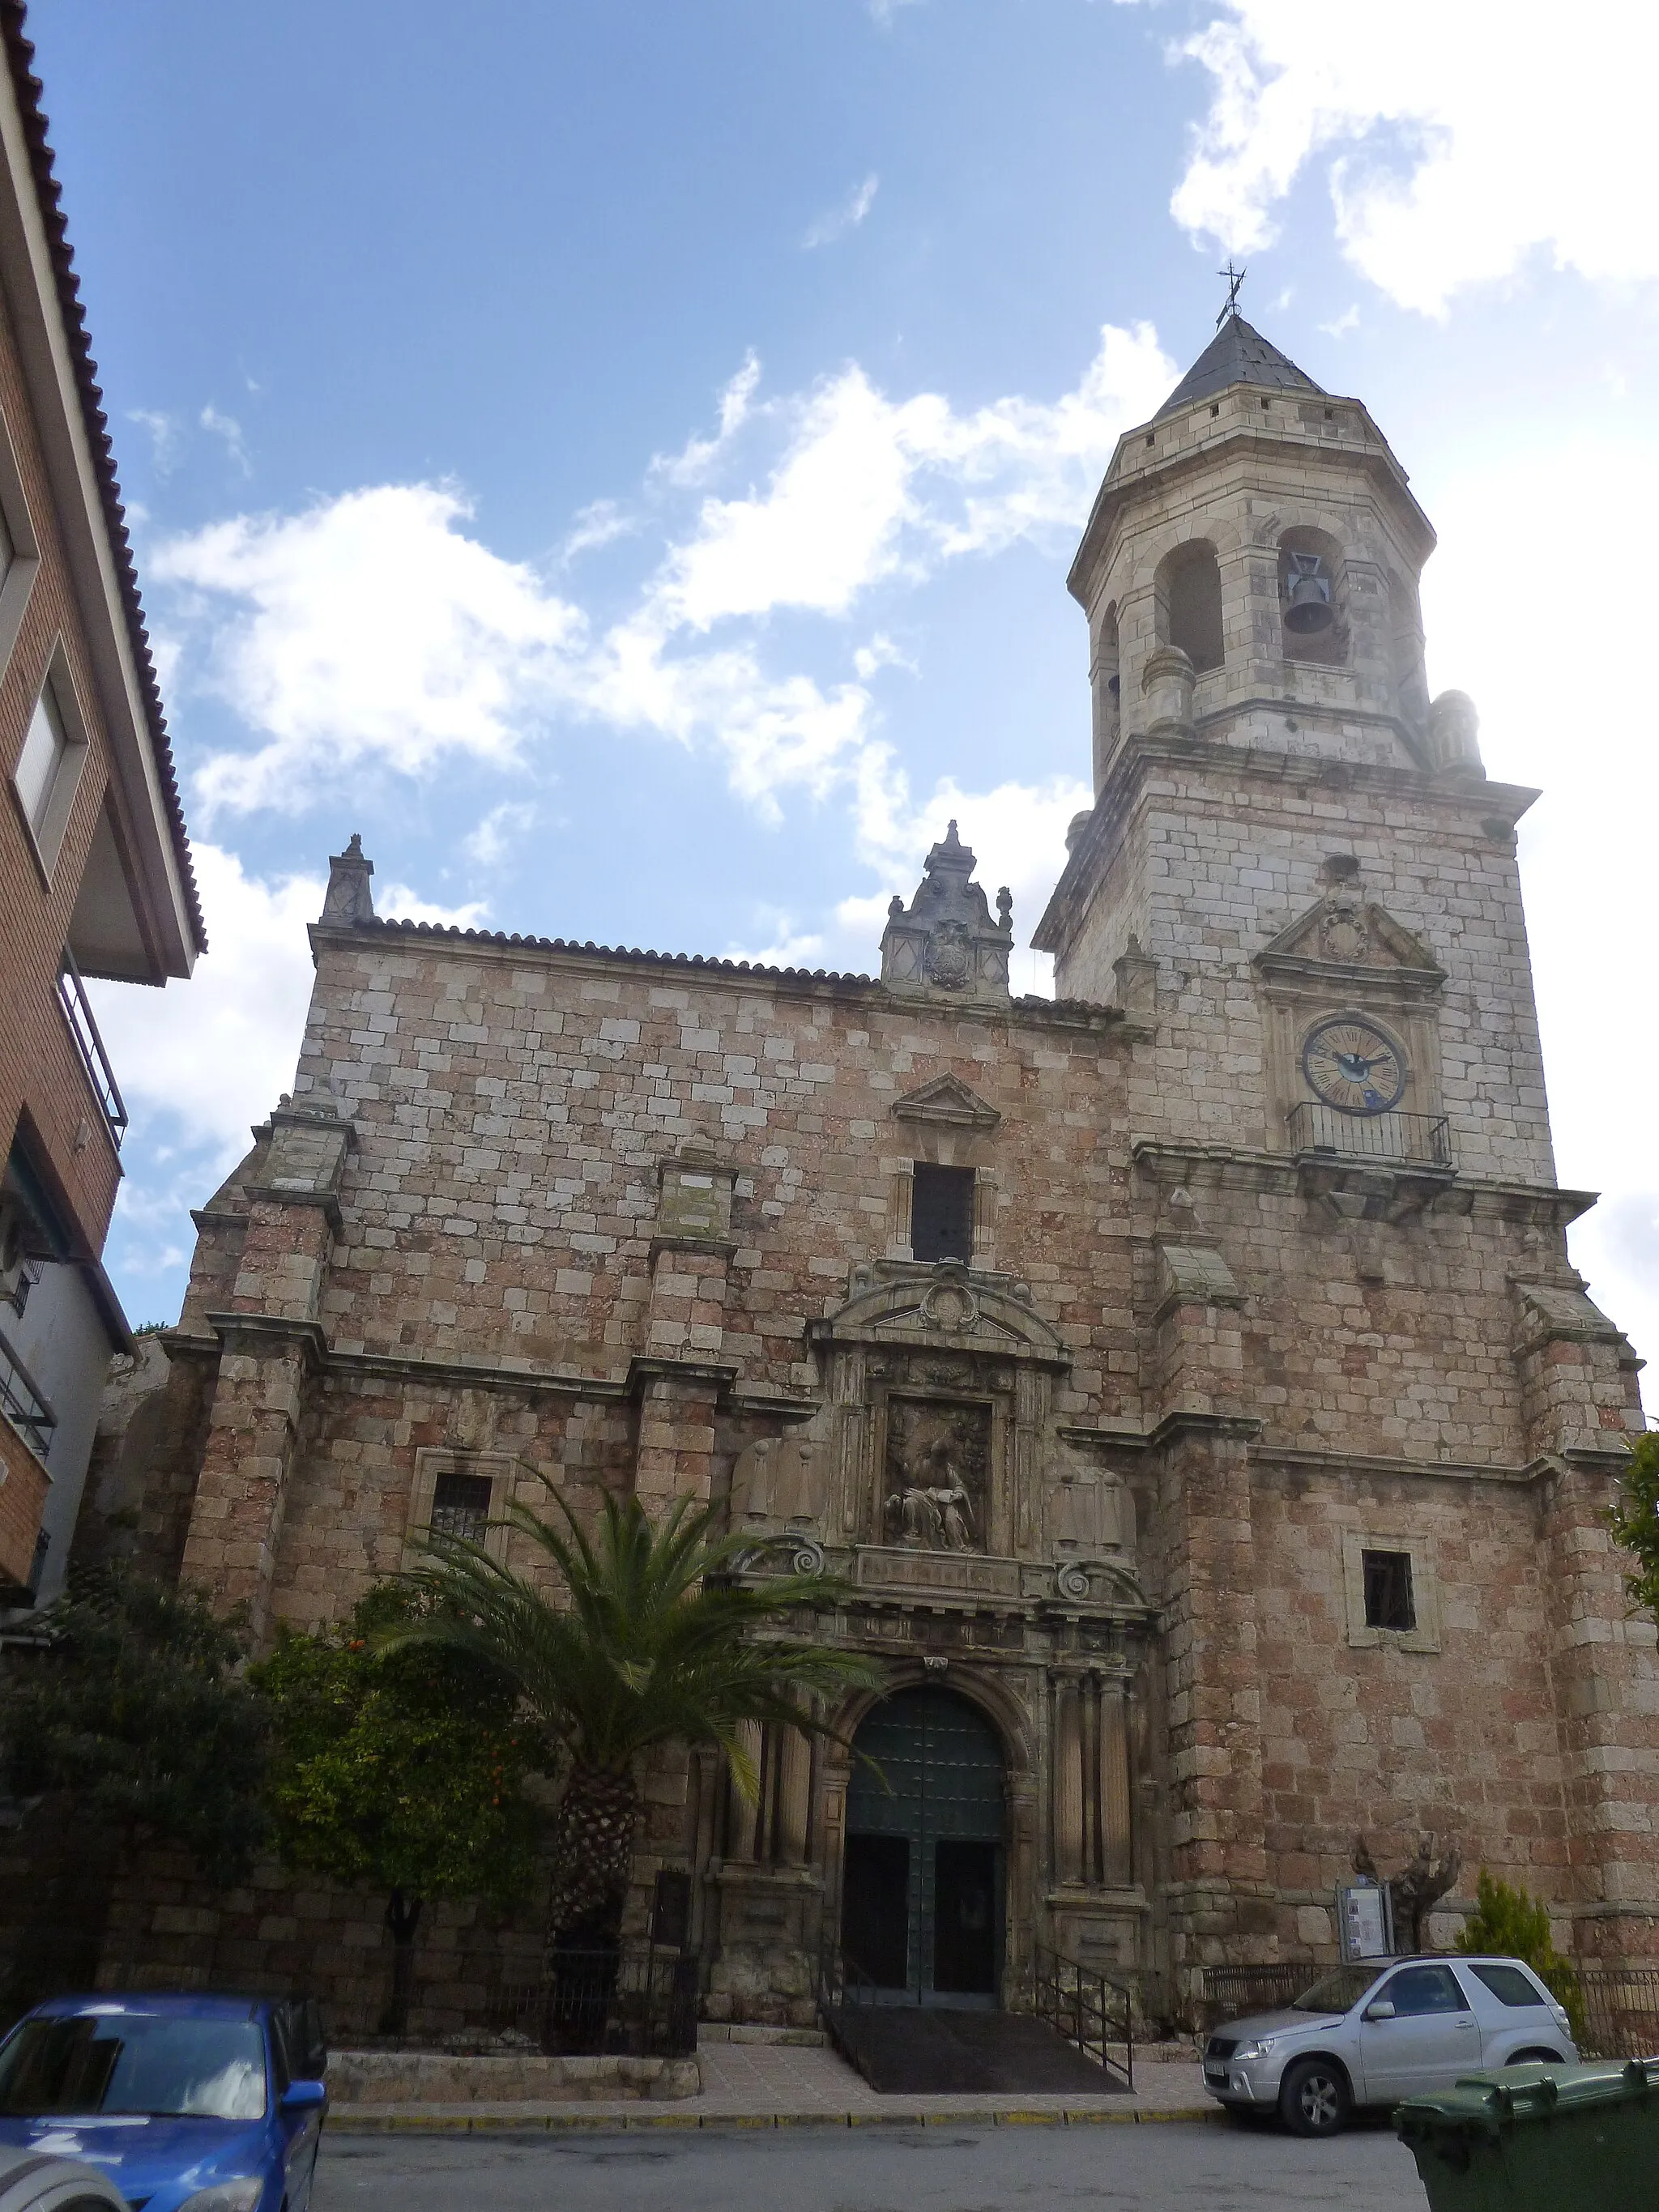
top-left (1341, 1528), bottom-right (1442, 1654)
top-left (11, 646), bottom-right (91, 883)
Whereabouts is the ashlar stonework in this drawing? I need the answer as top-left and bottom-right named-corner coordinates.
top-left (83, 316), bottom-right (1656, 2030)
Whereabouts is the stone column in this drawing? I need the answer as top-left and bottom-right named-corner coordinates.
top-left (180, 1103), bottom-right (351, 1641)
top-left (1515, 1282), bottom-right (1659, 1958)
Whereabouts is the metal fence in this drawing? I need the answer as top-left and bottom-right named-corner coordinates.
top-left (1201, 1962), bottom-right (1659, 2063)
top-left (1285, 1102), bottom-right (1450, 1166)
top-left (485, 1948), bottom-right (702, 2059)
top-left (1575, 1968), bottom-right (1659, 2061)
top-left (1032, 1943), bottom-right (1133, 2091)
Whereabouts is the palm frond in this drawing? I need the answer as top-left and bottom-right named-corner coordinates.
top-left (382, 1489), bottom-right (881, 1775)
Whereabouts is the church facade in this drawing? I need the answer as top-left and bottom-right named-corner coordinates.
top-left (95, 318), bottom-right (1657, 2026)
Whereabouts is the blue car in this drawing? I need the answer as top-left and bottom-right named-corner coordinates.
top-left (0, 1993), bottom-right (327, 2212)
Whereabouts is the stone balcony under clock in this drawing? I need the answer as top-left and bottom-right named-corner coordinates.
top-left (1285, 1099), bottom-right (1452, 1170)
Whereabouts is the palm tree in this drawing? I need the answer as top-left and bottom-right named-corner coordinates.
top-left (387, 1488), bottom-right (879, 1951)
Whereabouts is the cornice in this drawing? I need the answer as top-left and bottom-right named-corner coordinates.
top-left (1129, 1138), bottom-right (1596, 1229)
top-left (1034, 734), bottom-right (1539, 957)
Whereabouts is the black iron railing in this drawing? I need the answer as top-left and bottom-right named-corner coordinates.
top-left (484, 1948), bottom-right (701, 2058)
top-left (1033, 1943), bottom-right (1132, 2091)
top-left (0, 1331), bottom-right (55, 1458)
top-left (1286, 1100), bottom-right (1451, 1166)
top-left (818, 1941), bottom-right (886, 2081)
top-left (1286, 1102), bottom-right (1449, 1166)
top-left (58, 953), bottom-right (128, 1152)
top-left (1201, 1963), bottom-right (1308, 2030)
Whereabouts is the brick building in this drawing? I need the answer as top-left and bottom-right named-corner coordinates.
top-left (94, 315), bottom-right (1655, 2027)
top-left (0, 4), bottom-right (203, 1605)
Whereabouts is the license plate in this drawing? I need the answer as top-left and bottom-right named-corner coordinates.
top-left (1205, 2068), bottom-right (1229, 2086)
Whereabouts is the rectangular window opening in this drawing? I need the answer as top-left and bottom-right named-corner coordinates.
top-left (1362, 1548), bottom-right (1416, 1632)
top-left (911, 1163), bottom-right (975, 1264)
top-left (429, 1469), bottom-right (493, 1545)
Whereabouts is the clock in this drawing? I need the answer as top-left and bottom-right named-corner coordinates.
top-left (1301, 1016), bottom-right (1406, 1115)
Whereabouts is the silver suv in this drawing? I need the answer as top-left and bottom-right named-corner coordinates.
top-left (1203, 1955), bottom-right (1577, 2136)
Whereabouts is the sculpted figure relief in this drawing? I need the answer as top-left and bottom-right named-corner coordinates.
top-left (886, 1437), bottom-right (977, 1553)
top-left (1047, 1455), bottom-right (1135, 1558)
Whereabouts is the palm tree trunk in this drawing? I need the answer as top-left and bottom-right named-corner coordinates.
top-left (380, 1889), bottom-right (422, 2038)
top-left (543, 1764), bottom-right (638, 1957)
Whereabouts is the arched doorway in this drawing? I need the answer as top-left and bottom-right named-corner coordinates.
top-left (842, 1686), bottom-right (1005, 2005)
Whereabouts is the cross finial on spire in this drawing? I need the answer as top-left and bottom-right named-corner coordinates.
top-left (1217, 259), bottom-right (1246, 327)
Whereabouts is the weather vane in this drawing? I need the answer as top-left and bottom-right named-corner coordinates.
top-left (1217, 259), bottom-right (1246, 326)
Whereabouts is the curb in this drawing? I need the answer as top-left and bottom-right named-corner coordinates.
top-left (328, 2103), bottom-right (1225, 2134)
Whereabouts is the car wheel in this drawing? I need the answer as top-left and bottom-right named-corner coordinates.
top-left (1279, 2056), bottom-right (1351, 2137)
top-left (1506, 2049), bottom-right (1563, 2067)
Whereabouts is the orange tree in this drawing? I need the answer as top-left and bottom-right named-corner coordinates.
top-left (253, 1585), bottom-right (542, 2036)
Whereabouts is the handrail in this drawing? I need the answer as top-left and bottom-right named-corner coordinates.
top-left (1032, 1941), bottom-right (1133, 2091)
top-left (57, 950), bottom-right (128, 1152)
top-left (1286, 1101), bottom-right (1449, 1167)
top-left (0, 1328), bottom-right (56, 1458)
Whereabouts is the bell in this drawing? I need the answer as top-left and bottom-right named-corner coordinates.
top-left (1283, 553), bottom-right (1334, 635)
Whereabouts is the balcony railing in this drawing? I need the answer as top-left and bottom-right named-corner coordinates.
top-left (1286, 1100), bottom-right (1450, 1167)
top-left (57, 951), bottom-right (128, 1151)
top-left (0, 1329), bottom-right (56, 1459)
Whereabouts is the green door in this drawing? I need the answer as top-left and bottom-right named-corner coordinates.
top-left (844, 1688), bottom-right (1005, 2003)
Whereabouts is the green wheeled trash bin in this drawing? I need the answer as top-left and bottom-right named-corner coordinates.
top-left (1397, 2061), bottom-right (1659, 2212)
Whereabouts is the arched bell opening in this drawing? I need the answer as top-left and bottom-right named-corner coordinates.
top-left (838, 1683), bottom-right (1010, 2009)
top-left (1278, 525), bottom-right (1348, 667)
top-left (1156, 541), bottom-right (1224, 676)
top-left (1090, 599), bottom-right (1120, 788)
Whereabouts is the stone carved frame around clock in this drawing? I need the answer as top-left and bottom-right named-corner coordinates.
top-left (1253, 876), bottom-right (1448, 1153)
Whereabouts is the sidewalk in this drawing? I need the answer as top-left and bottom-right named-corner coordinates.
top-left (328, 2036), bottom-right (1219, 2133)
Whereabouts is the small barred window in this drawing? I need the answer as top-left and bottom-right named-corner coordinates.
top-left (429, 1469), bottom-right (493, 1545)
top-left (911, 1163), bottom-right (975, 1264)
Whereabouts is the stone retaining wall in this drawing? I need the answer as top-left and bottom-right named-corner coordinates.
top-left (328, 2049), bottom-right (700, 2104)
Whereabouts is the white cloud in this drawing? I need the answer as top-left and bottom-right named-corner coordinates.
top-left (200, 403), bottom-right (251, 475)
top-left (84, 842), bottom-right (322, 1162)
top-left (377, 882), bottom-right (490, 928)
top-left (155, 324), bottom-right (1172, 825)
top-left (154, 484), bottom-right (585, 816)
top-left (1155, 1), bottom-right (1659, 315)
top-left (651, 353), bottom-right (761, 488)
top-left (128, 408), bottom-right (181, 476)
top-left (462, 800), bottom-right (537, 872)
top-left (804, 173), bottom-right (879, 249)
top-left (558, 498), bottom-right (636, 564)
top-left (1418, 431), bottom-right (1659, 1409)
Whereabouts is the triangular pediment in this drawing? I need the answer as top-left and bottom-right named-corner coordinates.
top-left (1256, 896), bottom-right (1444, 983)
top-left (890, 1074), bottom-right (1001, 1132)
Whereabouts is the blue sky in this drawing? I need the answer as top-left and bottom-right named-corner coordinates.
top-left (38, 0), bottom-right (1659, 1404)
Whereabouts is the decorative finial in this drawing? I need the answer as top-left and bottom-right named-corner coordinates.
top-left (996, 886), bottom-right (1013, 932)
top-left (1217, 259), bottom-right (1246, 327)
top-left (888, 893), bottom-right (905, 918)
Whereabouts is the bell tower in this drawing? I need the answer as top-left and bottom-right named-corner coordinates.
top-left (1034, 312), bottom-right (1551, 1188)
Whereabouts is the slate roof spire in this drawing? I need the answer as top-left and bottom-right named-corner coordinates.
top-left (1155, 313), bottom-right (1324, 420)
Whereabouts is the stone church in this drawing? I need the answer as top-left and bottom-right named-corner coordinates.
top-left (91, 314), bottom-right (1657, 2027)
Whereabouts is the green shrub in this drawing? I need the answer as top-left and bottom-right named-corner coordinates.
top-left (1456, 1869), bottom-right (1586, 2045)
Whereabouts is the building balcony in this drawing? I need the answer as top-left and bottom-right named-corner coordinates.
top-left (57, 949), bottom-right (128, 1152)
top-left (1286, 1100), bottom-right (1451, 1169)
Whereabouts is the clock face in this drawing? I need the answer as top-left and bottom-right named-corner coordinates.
top-left (1301, 1016), bottom-right (1406, 1115)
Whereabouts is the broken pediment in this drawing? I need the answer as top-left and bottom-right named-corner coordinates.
top-left (890, 1074), bottom-right (1002, 1132)
top-left (1256, 874), bottom-right (1444, 991)
top-left (808, 1259), bottom-right (1070, 1369)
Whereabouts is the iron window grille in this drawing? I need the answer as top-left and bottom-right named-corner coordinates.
top-left (429, 1469), bottom-right (493, 1545)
